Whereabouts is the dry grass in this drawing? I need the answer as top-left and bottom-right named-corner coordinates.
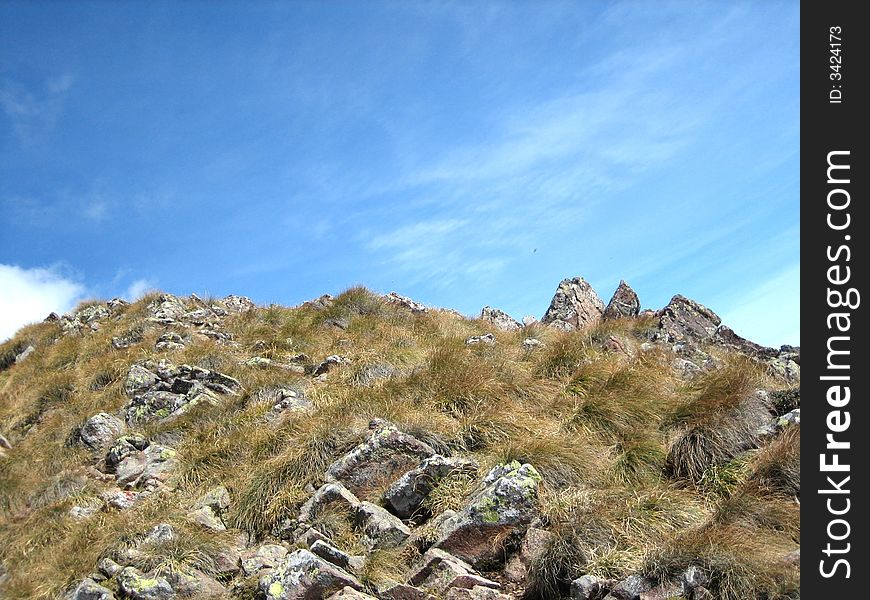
top-left (0, 287), bottom-right (799, 598)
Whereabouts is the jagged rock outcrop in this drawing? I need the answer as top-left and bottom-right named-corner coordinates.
top-left (657, 295), bottom-right (721, 344)
top-left (541, 277), bottom-right (605, 331)
top-left (603, 280), bottom-right (640, 320)
top-left (479, 307), bottom-right (521, 331)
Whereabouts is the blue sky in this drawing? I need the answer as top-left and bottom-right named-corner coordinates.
top-left (0, 1), bottom-right (799, 346)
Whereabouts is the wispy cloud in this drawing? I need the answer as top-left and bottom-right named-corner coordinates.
top-left (0, 264), bottom-right (85, 340)
top-left (0, 73), bottom-right (76, 146)
top-left (124, 278), bottom-right (157, 301)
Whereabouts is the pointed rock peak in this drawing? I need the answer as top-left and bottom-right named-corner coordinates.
top-left (540, 276), bottom-right (605, 331)
top-left (658, 294), bottom-right (721, 343)
top-left (480, 306), bottom-right (521, 331)
top-left (604, 280), bottom-right (640, 320)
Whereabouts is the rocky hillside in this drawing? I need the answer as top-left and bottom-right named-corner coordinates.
top-left (0, 278), bottom-right (800, 600)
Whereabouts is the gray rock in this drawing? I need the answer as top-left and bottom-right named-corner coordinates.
top-left (115, 445), bottom-right (176, 489)
top-left (638, 581), bottom-right (685, 600)
top-left (377, 582), bottom-right (433, 600)
top-left (541, 277), bottom-right (605, 331)
top-left (303, 294), bottom-right (335, 310)
top-left (570, 574), bottom-right (609, 600)
top-left (465, 334), bottom-right (495, 346)
top-left (189, 505), bottom-right (225, 531)
top-left (105, 434), bottom-right (150, 472)
top-left (521, 338), bottom-right (543, 351)
top-left (165, 568), bottom-right (226, 597)
top-left (0, 433), bottom-right (10, 450)
top-left (68, 578), bottom-right (116, 600)
top-left (194, 485), bottom-right (231, 514)
top-left (100, 489), bottom-right (145, 511)
top-left (241, 544), bottom-right (289, 576)
top-left (352, 363), bottom-right (397, 387)
top-left (355, 501), bottom-right (412, 549)
top-left (97, 558), bottom-right (122, 578)
top-left (14, 345), bottom-right (35, 364)
top-left (79, 413), bottom-right (125, 451)
top-left (522, 316), bottom-right (538, 327)
top-left (125, 364), bottom-right (160, 396)
top-left (383, 455), bottom-right (479, 519)
top-left (419, 558), bottom-right (500, 594)
top-left (434, 461), bottom-right (542, 567)
top-left (445, 586), bottom-right (513, 600)
top-left (385, 292), bottom-right (427, 313)
top-left (69, 505), bottom-right (99, 520)
top-left (325, 423), bottom-right (436, 496)
top-left (259, 549), bottom-right (363, 599)
top-left (479, 307), bottom-right (521, 332)
top-left (681, 565), bottom-right (708, 590)
top-left (407, 548), bottom-right (477, 586)
top-left (117, 567), bottom-right (174, 600)
top-left (608, 575), bottom-right (653, 600)
top-left (503, 527), bottom-right (554, 583)
top-left (310, 539), bottom-right (365, 572)
top-left (604, 281), bottom-right (640, 320)
top-left (155, 332), bottom-right (185, 352)
top-left (298, 482), bottom-right (361, 525)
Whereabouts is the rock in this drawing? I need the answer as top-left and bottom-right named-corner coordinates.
top-left (220, 294), bottom-right (256, 314)
top-left (352, 363), bottom-right (398, 387)
top-left (100, 489), bottom-right (145, 511)
top-left (117, 567), bottom-right (174, 600)
top-left (105, 434), bottom-right (150, 472)
top-left (310, 539), bottom-right (365, 572)
top-left (766, 356), bottom-right (800, 384)
top-left (125, 364), bottom-right (160, 396)
top-left (214, 545), bottom-right (243, 577)
top-left (148, 295), bottom-right (188, 324)
top-left (189, 505), bottom-right (225, 531)
top-left (418, 558), bottom-right (500, 594)
top-left (570, 574), bottom-right (610, 599)
top-left (638, 581), bottom-right (685, 600)
top-left (672, 358), bottom-right (701, 379)
top-left (407, 548), bottom-right (477, 586)
top-left (69, 505), bottom-right (99, 520)
top-left (503, 527), bottom-right (554, 583)
top-left (521, 338), bottom-right (543, 351)
top-left (541, 277), bottom-right (605, 331)
top-left (777, 408), bottom-right (800, 428)
top-left (14, 345), bottom-right (35, 364)
top-left (713, 326), bottom-right (778, 359)
top-left (522, 316), bottom-right (539, 326)
top-left (434, 461), bottom-right (541, 567)
top-left (68, 578), bottom-right (116, 600)
top-left (604, 281), bottom-right (640, 320)
top-left (692, 587), bottom-right (714, 600)
top-left (313, 355), bottom-right (351, 376)
top-left (165, 568), bottom-right (226, 597)
top-left (303, 294), bottom-right (335, 310)
top-left (0, 433), bottom-right (10, 450)
top-left (608, 575), bottom-right (653, 600)
top-left (98, 558), bottom-right (122, 578)
top-left (325, 423), bottom-right (436, 496)
top-left (657, 295), bottom-right (720, 344)
top-left (241, 544), bottom-right (290, 576)
top-left (260, 387), bottom-right (311, 417)
top-left (194, 485), bottom-right (231, 513)
top-left (298, 482), bottom-right (361, 525)
top-left (383, 455), bottom-right (478, 519)
top-left (355, 501), bottom-right (412, 549)
top-left (79, 413), bottom-right (125, 451)
top-left (385, 292), bottom-right (428, 313)
top-left (377, 582), bottom-right (433, 600)
top-left (681, 565), bottom-right (708, 590)
top-left (465, 334), bottom-right (495, 346)
top-left (144, 523), bottom-right (176, 545)
top-left (155, 332), bottom-right (185, 352)
top-left (45, 311), bottom-right (60, 321)
top-left (602, 335), bottom-right (630, 356)
top-left (259, 549), bottom-right (363, 599)
top-left (445, 586), bottom-right (513, 600)
top-left (327, 588), bottom-right (379, 600)
top-left (115, 445), bottom-right (176, 489)
top-left (479, 307), bottom-right (521, 331)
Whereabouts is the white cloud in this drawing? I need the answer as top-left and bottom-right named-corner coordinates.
top-left (0, 264), bottom-right (86, 341)
top-left (124, 278), bottom-right (157, 301)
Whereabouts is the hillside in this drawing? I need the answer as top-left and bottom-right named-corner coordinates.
top-left (0, 278), bottom-right (800, 600)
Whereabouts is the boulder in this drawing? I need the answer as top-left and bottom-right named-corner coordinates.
top-left (189, 505), bottom-right (225, 531)
top-left (407, 548), bottom-right (476, 586)
top-left (445, 586), bottom-right (513, 600)
top-left (325, 423), bottom-right (436, 496)
top-left (105, 434), bottom-right (150, 472)
top-left (385, 292), bottom-right (428, 313)
top-left (313, 355), bottom-right (351, 376)
top-left (541, 277), bottom-right (605, 331)
top-left (479, 307), bottom-right (521, 331)
top-left (607, 575), bottom-right (653, 600)
top-left (327, 588), bottom-right (379, 600)
top-left (117, 567), bottom-right (174, 600)
top-left (68, 578), bottom-right (116, 600)
top-left (14, 345), bottom-right (35, 364)
top-left (310, 539), bottom-right (365, 572)
top-left (259, 549), bottom-right (363, 600)
top-left (522, 338), bottom-right (543, 351)
top-left (638, 581), bottom-right (685, 600)
top-left (434, 461), bottom-right (542, 567)
top-left (78, 413), bottom-right (124, 451)
top-left (383, 455), bottom-right (479, 519)
top-left (165, 568), bottom-right (226, 597)
top-left (603, 281), bottom-right (640, 320)
top-left (570, 574), bottom-right (611, 599)
top-left (355, 501), bottom-right (412, 549)
top-left (115, 445), bottom-right (176, 489)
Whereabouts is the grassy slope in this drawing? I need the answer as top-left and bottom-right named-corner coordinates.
top-left (0, 288), bottom-right (799, 599)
